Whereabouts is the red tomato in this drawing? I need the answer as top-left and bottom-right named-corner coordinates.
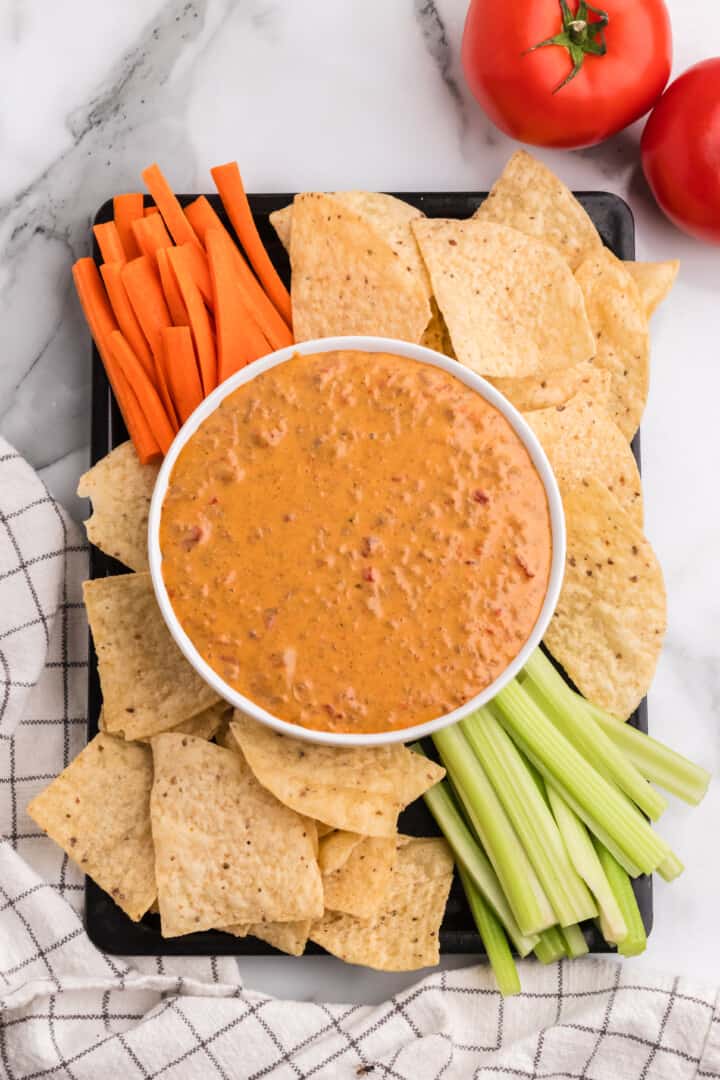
top-left (462, 0), bottom-right (672, 149)
top-left (641, 59), bottom-right (720, 244)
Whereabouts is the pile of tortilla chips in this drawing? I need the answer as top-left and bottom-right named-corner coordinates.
top-left (273, 150), bottom-right (676, 717)
top-left (29, 517), bottom-right (449, 968)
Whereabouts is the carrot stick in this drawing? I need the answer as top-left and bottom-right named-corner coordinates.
top-left (132, 213), bottom-right (173, 261)
top-left (72, 258), bottom-right (160, 463)
top-left (167, 246), bottom-right (216, 396)
top-left (100, 262), bottom-right (154, 380)
top-left (144, 205), bottom-right (160, 217)
top-left (183, 196), bottom-right (214, 236)
top-left (156, 335), bottom-right (185, 430)
top-left (186, 196), bottom-right (292, 350)
top-left (107, 331), bottom-right (176, 454)
top-left (113, 194), bottom-right (144, 260)
top-left (120, 256), bottom-right (179, 426)
top-left (227, 243), bottom-right (291, 349)
top-left (93, 222), bottom-right (126, 265)
top-left (109, 368), bottom-right (161, 464)
top-left (157, 247), bottom-right (189, 326)
top-left (206, 227), bottom-right (269, 381)
top-left (72, 258), bottom-right (117, 344)
top-left (161, 326), bottom-right (204, 423)
top-left (154, 357), bottom-right (180, 431)
top-left (121, 256), bottom-right (172, 359)
top-left (178, 241), bottom-right (213, 308)
top-left (211, 162), bottom-right (292, 325)
top-left (142, 163), bottom-right (202, 250)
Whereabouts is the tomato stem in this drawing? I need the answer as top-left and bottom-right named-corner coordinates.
top-left (525, 0), bottom-right (609, 93)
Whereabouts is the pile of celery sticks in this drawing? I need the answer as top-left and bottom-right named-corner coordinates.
top-left (414, 649), bottom-right (710, 996)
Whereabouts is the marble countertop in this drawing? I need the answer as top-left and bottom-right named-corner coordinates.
top-left (1, 0), bottom-right (718, 1002)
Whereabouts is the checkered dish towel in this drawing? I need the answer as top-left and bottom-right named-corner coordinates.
top-left (1, 438), bottom-right (719, 1080)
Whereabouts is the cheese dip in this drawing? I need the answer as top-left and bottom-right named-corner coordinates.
top-left (160, 350), bottom-right (551, 734)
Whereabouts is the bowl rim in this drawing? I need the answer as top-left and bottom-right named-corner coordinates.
top-left (148, 335), bottom-right (565, 747)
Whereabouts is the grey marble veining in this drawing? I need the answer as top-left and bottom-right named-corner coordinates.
top-left (0, 0), bottom-right (718, 1000)
top-left (414, 0), bottom-right (467, 132)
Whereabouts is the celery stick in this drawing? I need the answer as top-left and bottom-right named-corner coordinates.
top-left (461, 707), bottom-right (597, 928)
top-left (523, 652), bottom-right (667, 821)
top-left (415, 761), bottom-right (538, 956)
top-left (560, 923), bottom-right (589, 958)
top-left (523, 755), bottom-right (549, 802)
top-left (458, 864), bottom-right (521, 997)
top-left (546, 785), bottom-right (628, 944)
top-left (533, 927), bottom-right (566, 964)
top-left (594, 840), bottom-right (647, 956)
top-left (658, 851), bottom-right (684, 882)
top-left (493, 680), bottom-right (672, 875)
top-left (495, 717), bottom-right (642, 876)
top-left (581, 696), bottom-right (710, 807)
top-left (521, 668), bottom-right (710, 807)
top-left (433, 726), bottom-right (556, 936)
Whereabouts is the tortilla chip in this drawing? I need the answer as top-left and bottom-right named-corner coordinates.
top-left (316, 822), bottom-right (334, 839)
top-left (138, 702), bottom-right (230, 744)
top-left (318, 830), bottom-right (364, 875)
top-left (84, 573), bottom-right (220, 740)
top-left (228, 714), bottom-right (444, 837)
top-left (525, 393), bottom-right (643, 527)
top-left (413, 219), bottom-right (595, 378)
top-left (27, 733), bottom-right (155, 921)
top-left (77, 441), bottom-right (159, 571)
top-left (420, 299), bottom-right (455, 358)
top-left (289, 193), bottom-right (431, 344)
top-left (269, 204), bottom-right (292, 249)
top-left (474, 150), bottom-right (602, 271)
top-left (575, 250), bottom-right (650, 439)
top-left (544, 479), bottom-right (666, 719)
top-left (393, 752), bottom-right (447, 807)
top-left (338, 192), bottom-right (430, 295)
top-left (310, 837), bottom-right (453, 971)
top-left (105, 703), bottom-right (227, 743)
top-left (219, 728), bottom-right (321, 855)
top-left (171, 702), bottom-right (229, 741)
top-left (214, 717), bottom-right (234, 750)
top-left (323, 835), bottom-right (397, 919)
top-left (250, 920), bottom-right (311, 956)
top-left (625, 260), bottom-right (679, 318)
top-left (151, 734), bottom-right (323, 937)
top-left (273, 192), bottom-right (430, 296)
top-left (223, 923), bottom-right (250, 937)
top-left (221, 917), bottom-right (311, 955)
top-left (490, 361), bottom-right (613, 414)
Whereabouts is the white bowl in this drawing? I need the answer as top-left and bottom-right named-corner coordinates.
top-left (148, 336), bottom-right (565, 747)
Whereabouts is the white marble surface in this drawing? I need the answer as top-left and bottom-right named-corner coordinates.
top-left (1, 0), bottom-right (718, 1002)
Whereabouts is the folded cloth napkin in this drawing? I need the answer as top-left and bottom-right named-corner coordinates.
top-left (1, 436), bottom-right (719, 1080)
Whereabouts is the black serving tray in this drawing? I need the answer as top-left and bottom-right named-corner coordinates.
top-left (86, 189), bottom-right (651, 955)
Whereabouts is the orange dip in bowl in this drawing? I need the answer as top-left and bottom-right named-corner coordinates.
top-left (159, 350), bottom-right (551, 734)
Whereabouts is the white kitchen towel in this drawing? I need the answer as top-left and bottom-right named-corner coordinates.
top-left (1, 434), bottom-right (719, 1080)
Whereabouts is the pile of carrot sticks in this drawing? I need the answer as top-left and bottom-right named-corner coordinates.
top-left (73, 162), bottom-right (293, 463)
